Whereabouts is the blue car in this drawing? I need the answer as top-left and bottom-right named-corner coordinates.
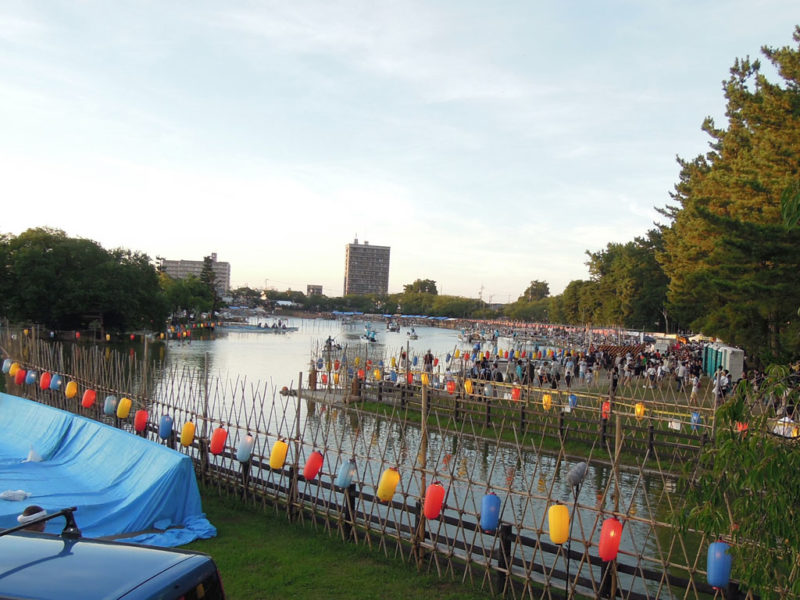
top-left (0, 507), bottom-right (225, 599)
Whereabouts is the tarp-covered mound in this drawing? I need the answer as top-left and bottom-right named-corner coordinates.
top-left (0, 393), bottom-right (216, 547)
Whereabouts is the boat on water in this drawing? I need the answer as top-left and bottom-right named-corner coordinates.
top-left (386, 321), bottom-right (400, 332)
top-left (407, 327), bottom-right (419, 340)
top-left (220, 320), bottom-right (298, 333)
top-left (361, 324), bottom-right (378, 342)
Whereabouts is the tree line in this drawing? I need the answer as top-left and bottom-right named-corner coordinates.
top-left (2, 28), bottom-right (799, 364)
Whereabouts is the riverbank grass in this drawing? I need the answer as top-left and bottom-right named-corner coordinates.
top-left (187, 487), bottom-right (490, 600)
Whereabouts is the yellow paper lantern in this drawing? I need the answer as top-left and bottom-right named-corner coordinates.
top-left (454, 349), bottom-right (461, 358)
top-left (464, 379), bottom-right (473, 395)
top-left (270, 439), bottom-right (289, 470)
top-left (180, 421), bottom-right (196, 447)
top-left (334, 372), bottom-right (340, 385)
top-left (421, 372), bottom-right (430, 386)
top-left (635, 402), bottom-right (645, 419)
top-left (374, 368), bottom-right (382, 380)
top-left (391, 356), bottom-right (397, 368)
top-left (116, 397), bottom-right (132, 419)
top-left (354, 356), bottom-right (361, 367)
top-left (65, 381), bottom-right (78, 399)
top-left (548, 504), bottom-right (569, 544)
top-left (542, 394), bottom-right (552, 410)
top-left (376, 467), bottom-right (401, 502)
top-left (8, 362), bottom-right (20, 377)
top-left (23, 329), bottom-right (29, 336)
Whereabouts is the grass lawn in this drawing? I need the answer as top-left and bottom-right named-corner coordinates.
top-left (186, 488), bottom-right (492, 600)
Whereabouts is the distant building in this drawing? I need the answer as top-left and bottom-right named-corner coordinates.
top-left (343, 238), bottom-right (390, 295)
top-left (307, 285), bottom-right (323, 296)
top-left (160, 252), bottom-right (231, 294)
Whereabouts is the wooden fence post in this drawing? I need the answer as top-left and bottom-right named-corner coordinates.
top-left (497, 523), bottom-right (513, 594)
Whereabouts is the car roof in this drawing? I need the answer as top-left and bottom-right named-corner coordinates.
top-left (0, 531), bottom-right (211, 599)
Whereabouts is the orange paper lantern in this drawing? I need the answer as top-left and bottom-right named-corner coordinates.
top-left (81, 389), bottom-right (97, 408)
top-left (210, 427), bottom-right (228, 455)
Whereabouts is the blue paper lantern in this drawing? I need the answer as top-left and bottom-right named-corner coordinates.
top-left (390, 370), bottom-right (398, 383)
top-left (316, 358), bottom-right (323, 369)
top-left (378, 360), bottom-right (384, 367)
top-left (103, 395), bottom-right (117, 416)
top-left (445, 353), bottom-right (451, 362)
top-left (158, 415), bottom-right (173, 440)
top-left (412, 356), bottom-right (418, 366)
top-left (49, 374), bottom-right (62, 391)
top-left (480, 492), bottom-right (502, 533)
top-left (1, 359), bottom-right (11, 374)
top-left (236, 434), bottom-right (255, 463)
top-left (25, 370), bottom-right (37, 385)
top-left (691, 412), bottom-right (702, 432)
top-left (569, 394), bottom-right (578, 408)
top-left (335, 458), bottom-right (357, 488)
top-left (707, 541), bottom-right (732, 588)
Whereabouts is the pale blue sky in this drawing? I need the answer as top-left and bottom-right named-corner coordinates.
top-left (1, 2), bottom-right (796, 300)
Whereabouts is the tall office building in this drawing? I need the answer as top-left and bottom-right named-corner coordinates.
top-left (160, 252), bottom-right (231, 294)
top-left (343, 238), bottom-right (390, 295)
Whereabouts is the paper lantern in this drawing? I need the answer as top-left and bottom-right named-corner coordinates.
top-left (373, 368), bottom-right (382, 380)
top-left (357, 368), bottom-right (365, 379)
top-left (691, 412), bottom-right (702, 431)
top-left (9, 362), bottom-right (21, 377)
top-left (103, 395), bottom-right (117, 416)
top-left (504, 350), bottom-right (509, 358)
top-left (236, 434), bottom-right (255, 462)
top-left (412, 356), bottom-right (418, 366)
top-left (334, 359), bottom-right (341, 371)
top-left (354, 356), bottom-right (360, 367)
top-left (542, 394), bottom-right (552, 410)
top-left (511, 387), bottom-right (521, 401)
top-left (465, 379), bottom-right (473, 395)
top-left (446, 380), bottom-right (456, 394)
top-left (303, 450), bottom-right (324, 480)
top-left (601, 401), bottom-right (611, 420)
top-left (366, 359), bottom-right (372, 367)
top-left (316, 358), bottom-right (324, 369)
top-left (321, 373), bottom-right (328, 384)
top-left (24, 370), bottom-right (37, 384)
top-left (2, 359), bottom-right (12, 373)
top-left (334, 372), bottom-right (340, 385)
top-left (116, 397), bottom-right (132, 419)
top-left (210, 427), bottom-right (227, 455)
top-left (130, 334), bottom-right (136, 341)
top-left (548, 504), bottom-right (569, 544)
top-left (521, 350), bottom-right (526, 358)
top-left (707, 541), bottom-right (732, 588)
top-left (445, 353), bottom-right (451, 362)
top-left (568, 394), bottom-right (577, 408)
top-left (65, 380), bottom-right (78, 399)
top-left (454, 349), bottom-right (460, 358)
top-left (13, 368), bottom-right (25, 385)
top-left (598, 517), bottom-right (622, 561)
top-left (270, 439), bottom-right (289, 469)
top-left (158, 415), bottom-right (173, 439)
top-left (421, 372), bottom-right (429, 386)
top-left (81, 389), bottom-right (97, 408)
top-left (335, 458), bottom-right (357, 488)
top-left (485, 351), bottom-right (490, 359)
top-left (635, 402), bottom-right (645, 419)
top-left (424, 482), bottom-right (446, 520)
top-left (480, 492), bottom-right (502, 533)
top-left (376, 467), bottom-right (400, 502)
top-left (433, 358), bottom-right (439, 366)
top-left (75, 331), bottom-right (80, 339)
top-left (390, 357), bottom-right (396, 367)
top-left (39, 372), bottom-right (52, 390)
top-left (180, 421), bottom-right (196, 447)
top-left (134, 409), bottom-right (148, 432)
top-left (390, 370), bottom-right (397, 383)
top-left (406, 371), bottom-right (413, 384)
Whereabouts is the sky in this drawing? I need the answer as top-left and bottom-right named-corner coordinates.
top-left (0, 2), bottom-right (797, 301)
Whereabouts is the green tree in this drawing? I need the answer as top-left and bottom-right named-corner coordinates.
top-left (674, 366), bottom-right (800, 598)
top-left (161, 273), bottom-right (214, 320)
top-left (403, 279), bottom-right (438, 295)
top-left (0, 228), bottom-right (167, 331)
top-left (200, 255), bottom-right (222, 315)
top-left (521, 280), bottom-right (549, 301)
top-left (659, 27), bottom-right (800, 360)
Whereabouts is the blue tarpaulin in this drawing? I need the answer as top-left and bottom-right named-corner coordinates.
top-left (0, 393), bottom-right (216, 547)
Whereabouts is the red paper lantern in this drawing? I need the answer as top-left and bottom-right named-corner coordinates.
top-left (511, 387), bottom-right (521, 401)
top-left (598, 517), bottom-right (623, 561)
top-left (406, 371), bottom-right (414, 384)
top-left (521, 350), bottom-right (526, 358)
top-left (210, 427), bottom-right (228, 455)
top-left (303, 450), bottom-right (324, 480)
top-left (14, 369), bottom-right (26, 385)
top-left (423, 482), bottom-right (446, 520)
top-left (130, 334), bottom-right (135, 341)
top-left (39, 372), bottom-right (52, 390)
top-left (75, 331), bottom-right (80, 339)
top-left (134, 409), bottom-right (148, 432)
top-left (321, 373), bottom-right (328, 384)
top-left (334, 360), bottom-right (340, 371)
top-left (602, 401), bottom-right (611, 420)
top-left (504, 350), bottom-right (509, 358)
top-left (81, 389), bottom-right (97, 408)
top-left (446, 380), bottom-right (456, 394)
top-left (357, 369), bottom-right (365, 379)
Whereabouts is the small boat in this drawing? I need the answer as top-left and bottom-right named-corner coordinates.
top-left (362, 324), bottom-right (378, 342)
top-left (220, 320), bottom-right (298, 333)
top-left (386, 321), bottom-right (400, 332)
top-left (407, 328), bottom-right (418, 340)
